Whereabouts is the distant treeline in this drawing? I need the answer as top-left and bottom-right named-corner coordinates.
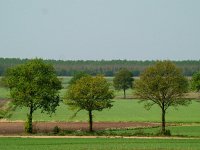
top-left (0, 58), bottom-right (200, 76)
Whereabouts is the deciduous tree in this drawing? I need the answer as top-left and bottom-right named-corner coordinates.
top-left (191, 71), bottom-right (200, 93)
top-left (4, 59), bottom-right (62, 133)
top-left (113, 69), bottom-right (133, 99)
top-left (135, 61), bottom-right (189, 134)
top-left (67, 75), bottom-right (114, 132)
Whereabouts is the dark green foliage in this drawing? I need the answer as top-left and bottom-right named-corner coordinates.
top-left (0, 58), bottom-right (200, 76)
top-left (4, 59), bottom-right (62, 133)
top-left (53, 126), bottom-right (61, 134)
top-left (163, 129), bottom-right (171, 136)
top-left (191, 71), bottom-right (200, 92)
top-left (67, 75), bottom-right (114, 132)
top-left (113, 68), bottom-right (133, 99)
top-left (135, 61), bottom-right (189, 134)
top-left (156, 129), bottom-right (171, 136)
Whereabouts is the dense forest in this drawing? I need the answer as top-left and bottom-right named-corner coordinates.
top-left (0, 58), bottom-right (199, 76)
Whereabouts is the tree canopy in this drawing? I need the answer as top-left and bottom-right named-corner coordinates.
top-left (113, 68), bottom-right (133, 99)
top-left (191, 71), bottom-right (200, 93)
top-left (4, 59), bottom-right (62, 133)
top-left (135, 61), bottom-right (189, 134)
top-left (67, 75), bottom-right (114, 131)
top-left (0, 58), bottom-right (199, 76)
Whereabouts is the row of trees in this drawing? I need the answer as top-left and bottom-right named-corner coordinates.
top-left (3, 59), bottom-right (200, 134)
top-left (0, 58), bottom-right (200, 76)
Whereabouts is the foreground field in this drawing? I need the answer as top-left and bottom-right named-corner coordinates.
top-left (1, 137), bottom-right (200, 150)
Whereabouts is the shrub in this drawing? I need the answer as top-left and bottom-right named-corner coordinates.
top-left (53, 126), bottom-right (60, 134)
top-left (157, 129), bottom-right (171, 136)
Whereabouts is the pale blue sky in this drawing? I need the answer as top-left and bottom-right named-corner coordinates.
top-left (0, 0), bottom-right (200, 60)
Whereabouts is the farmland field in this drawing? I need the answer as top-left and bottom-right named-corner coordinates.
top-left (0, 138), bottom-right (200, 150)
top-left (8, 100), bottom-right (200, 123)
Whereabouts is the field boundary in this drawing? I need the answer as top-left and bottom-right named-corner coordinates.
top-left (0, 121), bottom-right (160, 135)
top-left (0, 135), bottom-right (200, 139)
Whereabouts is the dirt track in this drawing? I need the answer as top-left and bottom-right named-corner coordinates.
top-left (1, 135), bottom-right (199, 139)
top-left (0, 122), bottom-right (160, 135)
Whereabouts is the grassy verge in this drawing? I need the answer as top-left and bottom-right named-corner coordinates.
top-left (42, 125), bottom-right (200, 138)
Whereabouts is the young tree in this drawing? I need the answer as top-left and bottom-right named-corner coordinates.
top-left (67, 75), bottom-right (114, 132)
top-left (4, 59), bottom-right (62, 133)
top-left (135, 61), bottom-right (189, 134)
top-left (191, 71), bottom-right (200, 93)
top-left (113, 69), bottom-right (133, 99)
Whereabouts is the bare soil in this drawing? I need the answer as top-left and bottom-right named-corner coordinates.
top-left (0, 121), bottom-right (160, 135)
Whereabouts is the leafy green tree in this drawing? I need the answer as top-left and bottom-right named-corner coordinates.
top-left (67, 75), bottom-right (114, 132)
top-left (191, 71), bottom-right (200, 93)
top-left (4, 59), bottom-right (62, 133)
top-left (135, 61), bottom-right (189, 134)
top-left (68, 72), bottom-right (89, 86)
top-left (113, 69), bottom-right (133, 99)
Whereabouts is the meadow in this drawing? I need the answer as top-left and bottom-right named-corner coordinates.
top-left (1, 138), bottom-right (200, 150)
top-left (8, 99), bottom-right (200, 123)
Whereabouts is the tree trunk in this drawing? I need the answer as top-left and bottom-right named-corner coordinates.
top-left (123, 88), bottom-right (126, 99)
top-left (25, 103), bottom-right (33, 133)
top-left (161, 108), bottom-right (166, 134)
top-left (88, 110), bottom-right (93, 132)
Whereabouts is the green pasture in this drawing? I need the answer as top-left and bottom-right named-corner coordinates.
top-left (1, 138), bottom-right (200, 150)
top-left (9, 100), bottom-right (200, 122)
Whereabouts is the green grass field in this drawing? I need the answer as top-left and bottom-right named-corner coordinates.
top-left (0, 138), bottom-right (200, 150)
top-left (8, 99), bottom-right (200, 123)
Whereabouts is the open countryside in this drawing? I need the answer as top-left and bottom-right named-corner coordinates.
top-left (1, 0), bottom-right (200, 149)
top-left (1, 75), bottom-right (200, 136)
top-left (1, 62), bottom-right (200, 150)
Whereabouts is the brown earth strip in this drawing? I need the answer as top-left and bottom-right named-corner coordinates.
top-left (0, 122), bottom-right (160, 135)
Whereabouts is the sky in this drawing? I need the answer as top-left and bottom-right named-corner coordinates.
top-left (0, 0), bottom-right (200, 60)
